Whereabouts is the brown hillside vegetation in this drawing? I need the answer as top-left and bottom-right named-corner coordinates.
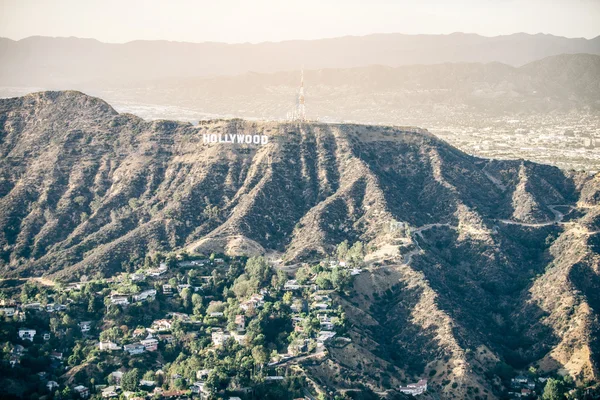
top-left (0, 91), bottom-right (599, 398)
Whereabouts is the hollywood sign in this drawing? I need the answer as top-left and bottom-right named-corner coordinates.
top-left (203, 133), bottom-right (269, 145)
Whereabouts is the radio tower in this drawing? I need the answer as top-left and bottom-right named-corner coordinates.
top-left (296, 68), bottom-right (306, 121)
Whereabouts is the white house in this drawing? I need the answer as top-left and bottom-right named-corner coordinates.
top-left (47, 381), bottom-right (59, 391)
top-left (130, 273), bottom-right (145, 282)
top-left (151, 319), bottom-right (172, 331)
top-left (123, 343), bottom-right (145, 355)
top-left (18, 328), bottom-right (36, 341)
top-left (98, 341), bottom-right (121, 351)
top-left (79, 321), bottom-right (92, 333)
top-left (133, 289), bottom-right (156, 302)
top-left (284, 280), bottom-right (301, 290)
top-left (109, 295), bottom-right (130, 306)
top-left (211, 330), bottom-right (231, 347)
top-left (141, 338), bottom-right (159, 351)
top-left (73, 385), bottom-right (90, 398)
top-left (0, 307), bottom-right (16, 317)
top-left (240, 294), bottom-right (265, 311)
top-left (399, 379), bottom-right (428, 396)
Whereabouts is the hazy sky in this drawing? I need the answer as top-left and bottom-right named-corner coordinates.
top-left (1, 0), bottom-right (599, 43)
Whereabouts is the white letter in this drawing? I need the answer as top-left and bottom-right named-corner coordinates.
top-left (253, 135), bottom-right (260, 144)
top-left (210, 134), bottom-right (217, 143)
top-left (245, 135), bottom-right (252, 144)
top-left (261, 136), bottom-right (268, 145)
top-left (203, 134), bottom-right (210, 143)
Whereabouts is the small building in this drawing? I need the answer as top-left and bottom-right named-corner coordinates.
top-left (110, 371), bottom-right (123, 384)
top-left (232, 332), bottom-right (248, 345)
top-left (141, 338), bottom-right (159, 351)
top-left (42, 332), bottom-right (51, 341)
top-left (158, 334), bottom-right (175, 343)
top-left (0, 307), bottom-right (16, 317)
top-left (130, 273), bottom-right (145, 282)
top-left (317, 330), bottom-right (336, 343)
top-left (162, 284), bottom-right (173, 295)
top-left (110, 295), bottom-right (130, 306)
top-left (123, 343), bottom-right (145, 355)
top-left (47, 381), bottom-right (59, 391)
top-left (399, 379), bottom-right (428, 396)
top-left (101, 386), bottom-right (119, 398)
top-left (133, 289), bottom-right (157, 303)
top-left (211, 330), bottom-right (231, 347)
top-left (235, 314), bottom-right (245, 330)
top-left (152, 319), bottom-right (172, 331)
top-left (284, 280), bottom-right (301, 290)
top-left (240, 294), bottom-right (265, 311)
top-left (50, 351), bottom-right (63, 360)
top-left (73, 385), bottom-right (90, 398)
top-left (133, 328), bottom-right (146, 337)
top-left (18, 328), bottom-right (36, 341)
top-left (79, 321), bottom-right (92, 333)
top-left (99, 341), bottom-right (121, 351)
top-left (23, 302), bottom-right (42, 311)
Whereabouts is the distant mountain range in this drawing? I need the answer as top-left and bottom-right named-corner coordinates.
top-left (1, 33), bottom-right (599, 87)
top-left (86, 53), bottom-right (599, 122)
top-left (1, 92), bottom-right (600, 396)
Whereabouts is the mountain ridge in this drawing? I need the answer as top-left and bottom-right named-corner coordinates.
top-left (1, 32), bottom-right (599, 88)
top-left (1, 91), bottom-right (599, 397)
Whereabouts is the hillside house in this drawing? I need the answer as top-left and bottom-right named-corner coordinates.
top-left (132, 328), bottom-right (146, 337)
top-left (168, 312), bottom-right (191, 321)
top-left (235, 314), bottom-right (245, 330)
top-left (0, 307), bottom-right (16, 317)
top-left (130, 273), bottom-right (145, 282)
top-left (211, 330), bottom-right (231, 347)
top-left (99, 341), bottom-right (121, 351)
top-left (133, 289), bottom-right (156, 302)
top-left (47, 381), bottom-right (59, 391)
top-left (73, 385), bottom-right (90, 398)
top-left (141, 338), bottom-right (159, 351)
top-left (110, 371), bottom-right (123, 384)
top-left (317, 330), bottom-right (336, 343)
top-left (399, 379), bottom-right (428, 396)
top-left (158, 334), bottom-right (175, 343)
top-left (123, 343), bottom-right (145, 355)
top-left (18, 328), bottom-right (36, 341)
top-left (232, 332), bottom-right (248, 345)
top-left (284, 280), bottom-right (301, 290)
top-left (109, 294), bottom-right (129, 306)
top-left (23, 302), bottom-right (42, 311)
top-left (79, 321), bottom-right (92, 333)
top-left (101, 386), bottom-right (119, 398)
top-left (152, 319), bottom-right (172, 331)
top-left (240, 294), bottom-right (265, 311)
top-left (162, 284), bottom-right (173, 295)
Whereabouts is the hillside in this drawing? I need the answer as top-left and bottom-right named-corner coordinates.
top-left (1, 91), bottom-right (599, 398)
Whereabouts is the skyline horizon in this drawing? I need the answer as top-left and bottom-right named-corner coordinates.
top-left (1, 0), bottom-right (599, 44)
top-left (1, 30), bottom-right (599, 45)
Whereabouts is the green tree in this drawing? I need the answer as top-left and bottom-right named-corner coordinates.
top-left (121, 368), bottom-right (141, 391)
top-left (336, 240), bottom-right (349, 261)
top-left (181, 287), bottom-right (192, 309)
top-left (295, 266), bottom-right (311, 285)
top-left (542, 378), bottom-right (565, 400)
top-left (245, 256), bottom-right (271, 284)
